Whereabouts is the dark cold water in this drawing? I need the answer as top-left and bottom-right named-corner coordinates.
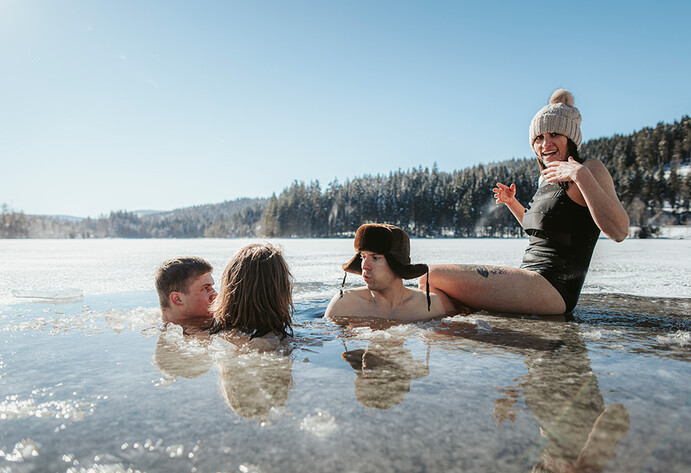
top-left (0, 239), bottom-right (689, 472)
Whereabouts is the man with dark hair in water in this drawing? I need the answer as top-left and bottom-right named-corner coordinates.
top-left (155, 256), bottom-right (217, 325)
top-left (325, 224), bottom-right (446, 322)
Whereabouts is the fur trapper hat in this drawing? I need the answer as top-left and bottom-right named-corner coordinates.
top-left (342, 224), bottom-right (428, 279)
top-left (529, 89), bottom-right (582, 147)
top-left (340, 223), bottom-right (430, 310)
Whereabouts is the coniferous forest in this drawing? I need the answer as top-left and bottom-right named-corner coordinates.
top-left (2, 116), bottom-right (690, 239)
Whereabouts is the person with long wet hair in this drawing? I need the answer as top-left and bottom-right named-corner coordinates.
top-left (210, 243), bottom-right (294, 348)
top-left (420, 89), bottom-right (629, 315)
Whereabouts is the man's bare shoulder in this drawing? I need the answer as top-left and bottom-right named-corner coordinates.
top-left (324, 288), bottom-right (372, 320)
top-left (397, 287), bottom-right (447, 321)
top-left (427, 291), bottom-right (447, 318)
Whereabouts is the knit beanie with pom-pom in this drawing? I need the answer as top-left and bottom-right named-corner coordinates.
top-left (529, 89), bottom-right (582, 147)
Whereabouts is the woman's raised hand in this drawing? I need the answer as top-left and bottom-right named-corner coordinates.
top-left (541, 156), bottom-right (583, 183)
top-left (493, 182), bottom-right (516, 205)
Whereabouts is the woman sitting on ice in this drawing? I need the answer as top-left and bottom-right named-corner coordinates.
top-left (421, 89), bottom-right (629, 315)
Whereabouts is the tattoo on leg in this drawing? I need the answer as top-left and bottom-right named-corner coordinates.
top-left (474, 266), bottom-right (507, 278)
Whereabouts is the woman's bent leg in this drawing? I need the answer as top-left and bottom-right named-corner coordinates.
top-left (419, 264), bottom-right (566, 315)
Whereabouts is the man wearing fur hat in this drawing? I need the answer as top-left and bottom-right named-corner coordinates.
top-left (325, 224), bottom-right (447, 322)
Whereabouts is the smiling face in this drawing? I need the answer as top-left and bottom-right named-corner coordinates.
top-left (532, 132), bottom-right (569, 166)
top-left (360, 251), bottom-right (399, 292)
top-left (179, 272), bottom-right (217, 319)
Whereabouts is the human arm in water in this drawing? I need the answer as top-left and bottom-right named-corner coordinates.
top-left (493, 182), bottom-right (525, 226)
top-left (542, 158), bottom-right (629, 242)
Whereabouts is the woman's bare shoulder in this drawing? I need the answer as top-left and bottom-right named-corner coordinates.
top-left (583, 159), bottom-right (610, 175)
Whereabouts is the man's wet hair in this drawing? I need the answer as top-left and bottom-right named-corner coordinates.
top-left (155, 257), bottom-right (213, 308)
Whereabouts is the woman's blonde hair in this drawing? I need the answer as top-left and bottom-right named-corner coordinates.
top-left (210, 243), bottom-right (294, 339)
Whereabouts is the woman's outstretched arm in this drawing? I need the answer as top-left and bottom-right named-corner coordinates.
top-left (493, 182), bottom-right (525, 226)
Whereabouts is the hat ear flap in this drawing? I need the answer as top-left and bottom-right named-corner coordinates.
top-left (343, 253), bottom-right (363, 275)
top-left (425, 267), bottom-right (430, 311)
top-left (385, 255), bottom-right (428, 280)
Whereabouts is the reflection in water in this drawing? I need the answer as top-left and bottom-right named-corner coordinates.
top-left (519, 323), bottom-right (630, 472)
top-left (217, 350), bottom-right (294, 422)
top-left (342, 339), bottom-right (429, 410)
top-left (153, 325), bottom-right (295, 422)
top-left (1, 240), bottom-right (688, 473)
top-left (152, 326), bottom-right (213, 380)
top-left (430, 318), bottom-right (630, 472)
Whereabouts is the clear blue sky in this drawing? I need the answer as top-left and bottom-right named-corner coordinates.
top-left (2, 0), bottom-right (689, 218)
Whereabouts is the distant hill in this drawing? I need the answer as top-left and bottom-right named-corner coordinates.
top-left (36, 214), bottom-right (85, 222)
top-left (136, 198), bottom-right (269, 238)
top-left (0, 198), bottom-right (268, 238)
top-left (145, 198), bottom-right (267, 222)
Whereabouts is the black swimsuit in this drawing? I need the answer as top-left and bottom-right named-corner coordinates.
top-left (520, 182), bottom-right (600, 312)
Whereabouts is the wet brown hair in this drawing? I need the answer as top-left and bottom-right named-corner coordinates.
top-left (210, 243), bottom-right (294, 339)
top-left (155, 257), bottom-right (213, 308)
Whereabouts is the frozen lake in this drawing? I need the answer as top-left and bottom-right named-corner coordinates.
top-left (0, 238), bottom-right (689, 472)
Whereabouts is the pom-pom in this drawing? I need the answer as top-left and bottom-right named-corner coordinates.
top-left (549, 88), bottom-right (574, 107)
